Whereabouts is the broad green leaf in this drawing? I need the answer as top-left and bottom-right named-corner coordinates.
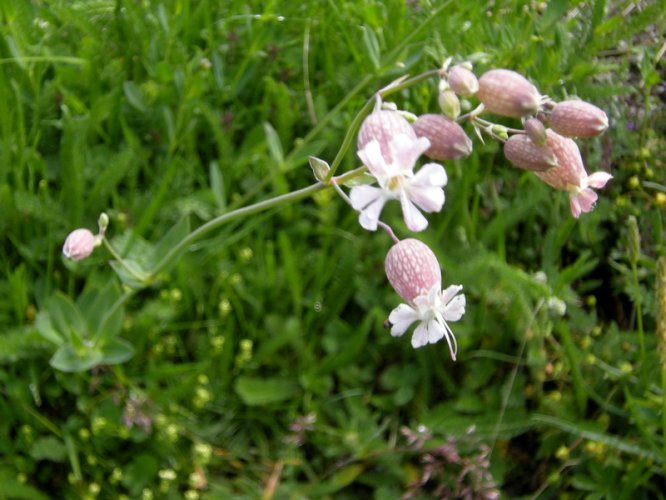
top-left (110, 260), bottom-right (150, 289)
top-left (29, 436), bottom-right (67, 462)
top-left (361, 25), bottom-right (380, 70)
top-left (234, 376), bottom-right (300, 406)
top-left (151, 215), bottom-right (191, 266)
top-left (209, 161), bottom-right (226, 210)
top-left (78, 282), bottom-right (123, 336)
top-left (44, 292), bottom-right (87, 344)
top-left (123, 81), bottom-right (147, 112)
top-left (100, 338), bottom-right (135, 365)
top-left (35, 312), bottom-right (65, 345)
top-left (263, 121), bottom-right (284, 164)
top-left (49, 344), bottom-right (103, 373)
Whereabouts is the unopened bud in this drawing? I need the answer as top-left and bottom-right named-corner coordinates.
top-left (438, 89), bottom-right (461, 119)
top-left (412, 114), bottom-right (473, 161)
top-left (491, 124), bottom-right (509, 140)
top-left (447, 65), bottom-right (479, 96)
top-left (98, 212), bottom-right (109, 235)
top-left (385, 239), bottom-right (441, 302)
top-left (503, 134), bottom-right (557, 172)
top-left (63, 229), bottom-right (99, 261)
top-left (549, 100), bottom-right (609, 138)
top-left (477, 69), bottom-right (541, 118)
top-left (357, 110), bottom-right (416, 163)
top-left (523, 117), bottom-right (548, 146)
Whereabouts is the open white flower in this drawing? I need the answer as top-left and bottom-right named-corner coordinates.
top-left (350, 134), bottom-right (447, 232)
top-left (389, 284), bottom-right (466, 359)
top-left (384, 239), bottom-right (466, 359)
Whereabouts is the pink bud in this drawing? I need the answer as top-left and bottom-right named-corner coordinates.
top-left (357, 110), bottom-right (416, 163)
top-left (412, 114), bottom-right (473, 161)
top-left (549, 100), bottom-right (609, 138)
top-left (504, 134), bottom-right (557, 172)
top-left (534, 130), bottom-right (586, 190)
top-left (385, 239), bottom-right (441, 303)
top-left (523, 117), bottom-right (548, 146)
top-left (477, 69), bottom-right (541, 118)
top-left (62, 228), bottom-right (98, 261)
top-left (447, 65), bottom-right (479, 96)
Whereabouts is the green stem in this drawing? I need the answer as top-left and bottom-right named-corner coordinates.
top-left (631, 260), bottom-right (645, 359)
top-left (662, 367), bottom-right (666, 473)
top-left (150, 182), bottom-right (325, 277)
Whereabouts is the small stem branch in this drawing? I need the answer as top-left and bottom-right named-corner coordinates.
top-left (102, 238), bottom-right (146, 282)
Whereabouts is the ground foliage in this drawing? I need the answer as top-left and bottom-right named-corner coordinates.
top-left (1, 0), bottom-right (666, 498)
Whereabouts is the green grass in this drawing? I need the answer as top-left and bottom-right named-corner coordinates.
top-left (1, 0), bottom-right (666, 497)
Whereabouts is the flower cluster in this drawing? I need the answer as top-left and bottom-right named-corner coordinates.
top-left (340, 61), bottom-right (613, 358)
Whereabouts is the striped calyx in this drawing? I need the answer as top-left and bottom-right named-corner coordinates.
top-left (548, 100), bottom-right (609, 138)
top-left (385, 238), bottom-right (441, 303)
top-left (447, 64), bottom-right (479, 96)
top-left (357, 110), bottom-right (417, 163)
top-left (477, 69), bottom-right (541, 118)
top-left (503, 133), bottom-right (557, 172)
top-left (412, 114), bottom-right (472, 161)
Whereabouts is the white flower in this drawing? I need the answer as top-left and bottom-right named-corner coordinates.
top-left (350, 134), bottom-right (447, 232)
top-left (388, 284), bottom-right (466, 359)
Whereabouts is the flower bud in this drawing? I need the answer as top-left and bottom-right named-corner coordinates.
top-left (534, 130), bottom-right (585, 190)
top-left (477, 69), bottom-right (541, 118)
top-left (447, 65), bottom-right (479, 96)
top-left (357, 110), bottom-right (416, 163)
top-left (412, 114), bottom-right (473, 161)
top-left (503, 134), bottom-right (557, 172)
top-left (548, 100), bottom-right (609, 138)
top-left (62, 228), bottom-right (98, 261)
top-left (523, 117), bottom-right (547, 146)
top-left (438, 89), bottom-right (461, 120)
top-left (385, 239), bottom-right (441, 302)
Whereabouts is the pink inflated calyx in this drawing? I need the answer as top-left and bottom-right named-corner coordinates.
top-left (62, 228), bottom-right (97, 261)
top-left (477, 69), bottom-right (541, 118)
top-left (357, 110), bottom-right (417, 163)
top-left (549, 99), bottom-right (609, 138)
top-left (385, 238), bottom-right (441, 303)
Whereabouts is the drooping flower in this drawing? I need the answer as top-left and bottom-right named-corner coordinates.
top-left (548, 99), bottom-right (609, 138)
top-left (477, 69), bottom-right (541, 118)
top-left (351, 134), bottom-right (447, 232)
top-left (62, 228), bottom-right (101, 261)
top-left (534, 130), bottom-right (612, 218)
top-left (385, 239), bottom-right (466, 359)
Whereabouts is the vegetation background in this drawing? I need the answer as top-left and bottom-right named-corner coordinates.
top-left (1, 0), bottom-right (665, 498)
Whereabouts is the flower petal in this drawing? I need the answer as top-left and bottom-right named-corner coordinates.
top-left (388, 304), bottom-right (419, 337)
top-left (586, 171), bottom-right (613, 189)
top-left (358, 196), bottom-right (388, 231)
top-left (442, 294), bottom-right (466, 322)
top-left (350, 185), bottom-right (382, 210)
top-left (358, 139), bottom-right (390, 179)
top-left (391, 135), bottom-right (431, 175)
top-left (400, 192), bottom-right (428, 232)
top-left (405, 184), bottom-right (445, 213)
top-left (411, 321), bottom-right (430, 348)
top-left (571, 188), bottom-right (598, 217)
top-left (413, 163), bottom-right (448, 188)
top-left (569, 196), bottom-right (582, 218)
